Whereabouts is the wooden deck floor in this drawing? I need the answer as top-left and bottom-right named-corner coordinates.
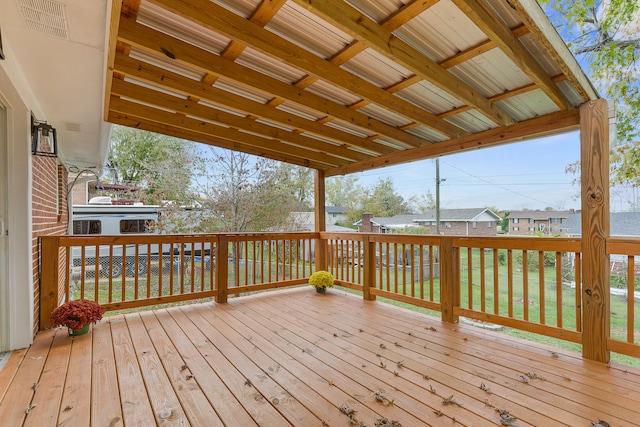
top-left (1, 287), bottom-right (639, 427)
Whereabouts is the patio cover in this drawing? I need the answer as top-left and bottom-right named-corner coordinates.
top-left (105, 0), bottom-right (599, 176)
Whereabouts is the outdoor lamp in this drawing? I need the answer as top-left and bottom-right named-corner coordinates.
top-left (31, 119), bottom-right (57, 157)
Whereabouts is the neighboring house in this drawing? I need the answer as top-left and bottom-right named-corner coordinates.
top-left (562, 212), bottom-right (640, 274)
top-left (562, 212), bottom-right (640, 237)
top-left (354, 208), bottom-right (501, 236)
top-left (326, 206), bottom-right (347, 225)
top-left (290, 206), bottom-right (348, 227)
top-left (508, 210), bottom-right (576, 235)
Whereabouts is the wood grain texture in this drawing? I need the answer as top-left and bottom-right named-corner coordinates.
top-left (580, 99), bottom-right (610, 362)
top-left (2, 288), bottom-right (640, 426)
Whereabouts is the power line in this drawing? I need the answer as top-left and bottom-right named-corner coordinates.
top-left (441, 160), bottom-right (569, 209)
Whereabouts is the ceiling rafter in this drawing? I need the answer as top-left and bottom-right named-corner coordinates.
top-left (437, 73), bottom-right (568, 119)
top-left (290, 0), bottom-right (514, 127)
top-left (117, 16), bottom-right (430, 150)
top-left (109, 96), bottom-right (345, 168)
top-left (110, 78), bottom-right (369, 163)
top-left (149, 0), bottom-right (466, 139)
top-left (113, 54), bottom-right (398, 156)
top-left (109, 111), bottom-right (329, 169)
top-left (326, 108), bottom-right (580, 177)
top-left (451, 0), bottom-right (573, 111)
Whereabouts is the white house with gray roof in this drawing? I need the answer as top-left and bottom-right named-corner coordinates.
top-left (354, 208), bottom-right (501, 236)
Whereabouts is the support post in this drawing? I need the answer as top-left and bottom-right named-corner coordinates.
top-left (215, 235), bottom-right (229, 303)
top-left (39, 237), bottom-right (61, 330)
top-left (440, 237), bottom-right (458, 323)
top-left (314, 170), bottom-right (327, 271)
top-left (362, 234), bottom-right (376, 301)
top-left (580, 99), bottom-right (610, 362)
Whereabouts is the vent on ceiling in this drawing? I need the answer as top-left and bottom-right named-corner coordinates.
top-left (18, 0), bottom-right (69, 40)
top-left (63, 121), bottom-right (81, 132)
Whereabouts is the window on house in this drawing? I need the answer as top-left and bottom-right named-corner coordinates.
top-left (550, 218), bottom-right (562, 224)
top-left (488, 221), bottom-right (494, 227)
top-left (528, 218), bottom-right (535, 223)
top-left (472, 221), bottom-right (477, 229)
top-left (73, 220), bottom-right (101, 234)
top-left (120, 219), bottom-right (154, 234)
top-left (445, 222), bottom-right (451, 228)
top-left (528, 227), bottom-right (535, 231)
top-left (513, 218), bottom-right (519, 223)
top-left (513, 226), bottom-right (519, 231)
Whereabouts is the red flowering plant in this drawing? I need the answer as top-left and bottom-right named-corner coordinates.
top-left (50, 299), bottom-right (105, 332)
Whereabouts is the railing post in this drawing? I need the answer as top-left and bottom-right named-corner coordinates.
top-left (40, 236), bottom-right (61, 330)
top-left (580, 99), bottom-right (610, 362)
top-left (440, 237), bottom-right (459, 323)
top-left (215, 235), bottom-right (229, 303)
top-left (362, 235), bottom-right (376, 301)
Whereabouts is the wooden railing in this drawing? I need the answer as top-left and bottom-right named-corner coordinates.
top-left (40, 232), bottom-right (640, 359)
top-left (39, 232), bottom-right (317, 328)
top-left (451, 237), bottom-right (583, 343)
top-left (607, 238), bottom-right (640, 357)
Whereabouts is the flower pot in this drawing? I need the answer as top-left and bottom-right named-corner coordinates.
top-left (68, 323), bottom-right (90, 336)
top-left (316, 286), bottom-right (327, 294)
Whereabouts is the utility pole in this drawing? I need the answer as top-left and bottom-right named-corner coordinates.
top-left (435, 158), bottom-right (445, 235)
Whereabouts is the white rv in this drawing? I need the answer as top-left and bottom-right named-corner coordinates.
top-left (71, 197), bottom-right (212, 277)
top-left (71, 197), bottom-right (163, 277)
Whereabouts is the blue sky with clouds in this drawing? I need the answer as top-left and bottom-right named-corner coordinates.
top-left (341, 130), bottom-right (582, 212)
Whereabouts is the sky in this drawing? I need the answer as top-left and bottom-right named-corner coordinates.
top-left (339, 130), bottom-right (583, 212)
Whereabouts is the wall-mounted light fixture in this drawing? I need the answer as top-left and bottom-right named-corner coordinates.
top-left (31, 118), bottom-right (57, 157)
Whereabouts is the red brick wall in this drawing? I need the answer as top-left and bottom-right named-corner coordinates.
top-left (32, 156), bottom-right (68, 335)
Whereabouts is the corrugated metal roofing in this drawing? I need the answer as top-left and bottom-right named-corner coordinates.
top-left (106, 0), bottom-right (599, 175)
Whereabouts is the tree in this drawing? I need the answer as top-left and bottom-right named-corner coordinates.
top-left (277, 164), bottom-right (314, 210)
top-left (196, 150), bottom-right (298, 233)
top-left (105, 126), bottom-right (199, 204)
top-left (326, 176), bottom-right (365, 224)
top-left (361, 178), bottom-right (411, 217)
top-left (409, 191), bottom-right (436, 213)
top-left (542, 0), bottom-right (640, 184)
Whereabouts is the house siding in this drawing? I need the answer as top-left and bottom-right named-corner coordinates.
top-left (31, 156), bottom-right (68, 335)
top-left (416, 221), bottom-right (496, 236)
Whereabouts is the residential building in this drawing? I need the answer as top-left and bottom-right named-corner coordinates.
top-left (508, 210), bottom-right (576, 235)
top-left (354, 208), bottom-right (501, 236)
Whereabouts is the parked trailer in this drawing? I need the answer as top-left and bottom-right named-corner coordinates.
top-left (71, 199), bottom-right (211, 277)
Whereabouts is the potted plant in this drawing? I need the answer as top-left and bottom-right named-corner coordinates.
top-left (50, 299), bottom-right (105, 336)
top-left (309, 270), bottom-right (334, 294)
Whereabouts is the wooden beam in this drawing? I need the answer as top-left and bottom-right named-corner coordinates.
top-left (109, 96), bottom-right (343, 167)
top-left (291, 0), bottom-right (513, 127)
top-left (580, 99), bottom-right (610, 363)
top-left (110, 78), bottom-right (366, 164)
top-left (116, 17), bottom-right (433, 149)
top-left (381, 0), bottom-right (439, 31)
top-left (509, 0), bottom-right (597, 102)
top-left (452, 0), bottom-right (572, 111)
top-left (148, 0), bottom-right (466, 139)
top-left (104, 0), bottom-right (124, 121)
top-left (326, 108), bottom-right (580, 177)
top-left (438, 25), bottom-right (530, 69)
top-left (113, 54), bottom-right (395, 156)
top-left (107, 111), bottom-right (330, 170)
top-left (314, 170), bottom-right (328, 271)
top-left (39, 237), bottom-right (61, 330)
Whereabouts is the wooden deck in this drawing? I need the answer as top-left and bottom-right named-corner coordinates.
top-left (1, 288), bottom-right (639, 427)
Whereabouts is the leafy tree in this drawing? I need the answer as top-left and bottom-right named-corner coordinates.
top-left (542, 0), bottom-right (640, 184)
top-left (409, 191), bottom-right (436, 213)
top-left (105, 126), bottom-right (199, 204)
top-left (362, 178), bottom-right (411, 217)
top-left (196, 150), bottom-right (298, 233)
top-left (326, 176), bottom-right (365, 224)
top-left (277, 164), bottom-right (314, 210)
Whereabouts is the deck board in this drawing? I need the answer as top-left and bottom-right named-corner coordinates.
top-left (1, 287), bottom-right (640, 426)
